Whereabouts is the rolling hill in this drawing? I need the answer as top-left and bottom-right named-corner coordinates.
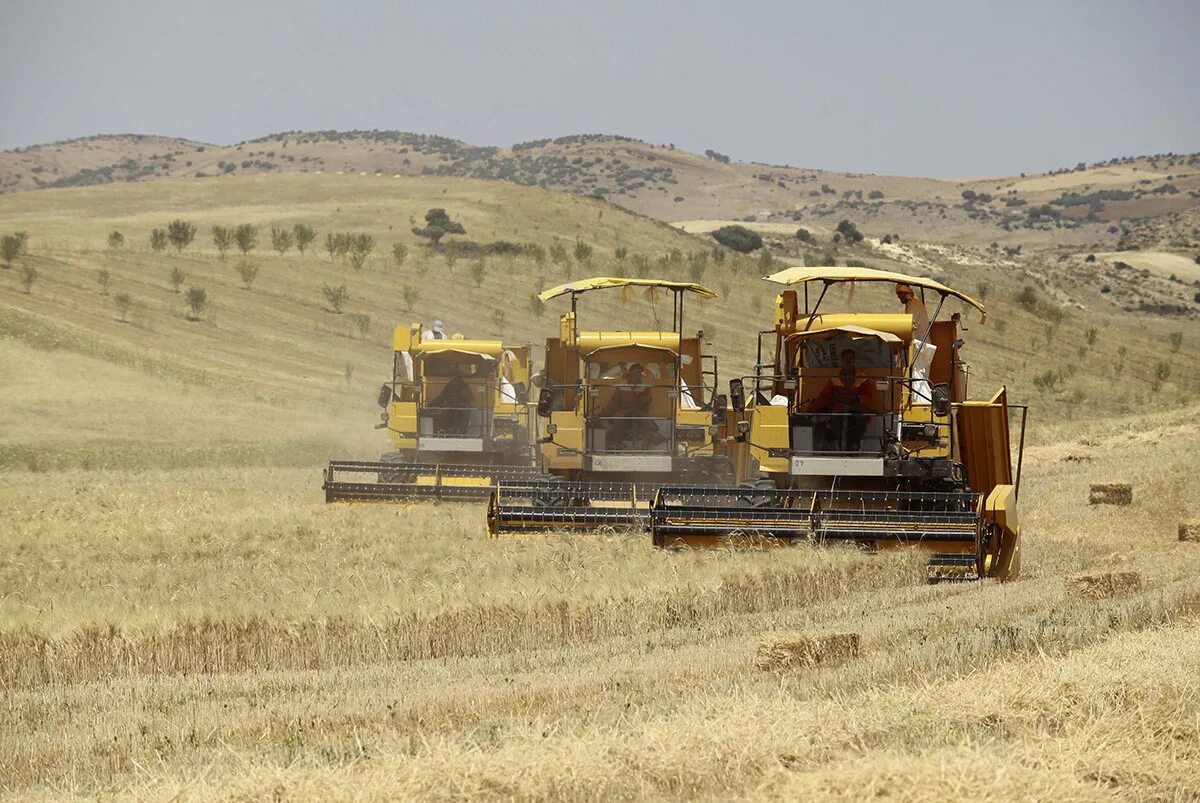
top-left (4, 131), bottom-right (1199, 247)
top-left (0, 171), bottom-right (1196, 472)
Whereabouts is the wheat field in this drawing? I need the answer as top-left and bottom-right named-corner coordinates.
top-left (2, 174), bottom-right (1199, 800)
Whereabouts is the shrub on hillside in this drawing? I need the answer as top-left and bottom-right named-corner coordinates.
top-left (549, 242), bottom-right (568, 265)
top-left (114, 292), bottom-right (132, 322)
top-left (349, 313), bottom-right (372, 339)
top-left (293, 223), bottom-right (317, 255)
top-left (185, 287), bottom-right (207, 320)
top-left (96, 269), bottom-right (111, 295)
top-left (107, 231), bottom-right (124, 249)
top-left (167, 220), bottom-right (197, 253)
top-left (835, 219), bottom-right (864, 245)
top-left (2, 234), bottom-right (22, 268)
top-left (270, 227), bottom-right (293, 255)
top-left (150, 228), bottom-right (168, 253)
top-left (1017, 285), bottom-right (1038, 311)
top-left (392, 243), bottom-right (408, 268)
top-left (574, 238), bottom-right (593, 264)
top-left (212, 226), bottom-right (233, 259)
top-left (348, 234), bottom-right (375, 270)
top-left (412, 208), bottom-right (465, 246)
top-left (169, 266), bottom-right (186, 293)
top-left (795, 228), bottom-right (815, 244)
top-left (322, 283), bottom-right (349, 313)
top-left (234, 224), bottom-right (258, 255)
top-left (19, 264), bottom-right (37, 293)
top-left (711, 225), bottom-right (762, 253)
top-left (235, 260), bottom-right (259, 289)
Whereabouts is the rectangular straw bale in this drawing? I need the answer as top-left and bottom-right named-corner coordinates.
top-left (1180, 522), bottom-right (1200, 542)
top-left (755, 631), bottom-right (860, 671)
top-left (1065, 571), bottom-right (1142, 599)
top-left (1089, 484), bottom-right (1132, 506)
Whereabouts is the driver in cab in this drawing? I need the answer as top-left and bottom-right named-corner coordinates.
top-left (806, 348), bottom-right (873, 451)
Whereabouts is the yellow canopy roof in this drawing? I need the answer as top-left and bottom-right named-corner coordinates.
top-left (538, 277), bottom-right (718, 303)
top-left (414, 339), bottom-right (503, 359)
top-left (764, 266), bottom-right (985, 314)
top-left (784, 325), bottom-right (903, 344)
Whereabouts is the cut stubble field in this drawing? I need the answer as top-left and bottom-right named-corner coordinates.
top-left (3, 402), bottom-right (1199, 800)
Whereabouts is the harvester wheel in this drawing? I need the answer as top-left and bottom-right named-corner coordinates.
top-left (532, 476), bottom-right (572, 508)
top-left (378, 452), bottom-right (417, 483)
top-left (736, 476), bottom-right (777, 508)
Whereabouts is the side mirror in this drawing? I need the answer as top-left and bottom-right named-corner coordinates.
top-left (931, 383), bottom-right (951, 417)
top-left (713, 394), bottom-right (728, 424)
top-left (537, 387), bottom-right (554, 418)
top-left (729, 379), bottom-right (746, 413)
top-left (377, 384), bottom-right (392, 408)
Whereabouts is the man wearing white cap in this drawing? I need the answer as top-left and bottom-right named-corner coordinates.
top-left (422, 320), bottom-right (447, 341)
top-left (896, 284), bottom-right (935, 404)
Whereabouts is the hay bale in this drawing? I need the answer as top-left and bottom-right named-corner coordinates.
top-left (1089, 484), bottom-right (1133, 506)
top-left (1180, 522), bottom-right (1200, 542)
top-left (1065, 571), bottom-right (1143, 599)
top-left (755, 631), bottom-right (860, 671)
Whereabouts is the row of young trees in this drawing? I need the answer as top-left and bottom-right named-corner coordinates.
top-left (104, 221), bottom-right (322, 257)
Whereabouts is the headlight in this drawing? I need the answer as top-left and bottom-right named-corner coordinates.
top-left (545, 423), bottom-right (558, 436)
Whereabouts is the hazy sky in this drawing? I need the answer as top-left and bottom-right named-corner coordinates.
top-left (3, 0), bottom-right (1197, 176)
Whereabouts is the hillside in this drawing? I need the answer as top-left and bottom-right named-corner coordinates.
top-left (1, 171), bottom-right (1196, 472)
top-left (4, 131), bottom-right (1199, 247)
top-left (3, 169), bottom-right (1200, 802)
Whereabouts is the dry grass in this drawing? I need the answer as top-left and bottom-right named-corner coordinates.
top-left (2, 174), bottom-right (1200, 800)
top-left (3, 403), bottom-right (1198, 800)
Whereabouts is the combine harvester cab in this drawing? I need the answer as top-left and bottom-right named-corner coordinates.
top-left (650, 267), bottom-right (1026, 581)
top-left (324, 323), bottom-right (540, 502)
top-left (488, 277), bottom-right (732, 535)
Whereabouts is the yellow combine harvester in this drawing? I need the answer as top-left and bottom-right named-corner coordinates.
top-left (324, 323), bottom-right (539, 501)
top-left (648, 267), bottom-right (1026, 581)
top-left (487, 277), bottom-right (732, 533)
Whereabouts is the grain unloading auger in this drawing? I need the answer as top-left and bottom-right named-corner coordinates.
top-left (324, 323), bottom-right (539, 503)
top-left (647, 267), bottom-right (1026, 581)
top-left (487, 278), bottom-right (735, 535)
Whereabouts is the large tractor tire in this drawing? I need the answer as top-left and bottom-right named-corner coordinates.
top-left (378, 452), bottom-right (417, 484)
top-left (736, 476), bottom-right (778, 508)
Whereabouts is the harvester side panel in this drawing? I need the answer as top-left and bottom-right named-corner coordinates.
top-left (983, 484), bottom-right (1021, 581)
top-left (956, 387), bottom-right (1013, 498)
